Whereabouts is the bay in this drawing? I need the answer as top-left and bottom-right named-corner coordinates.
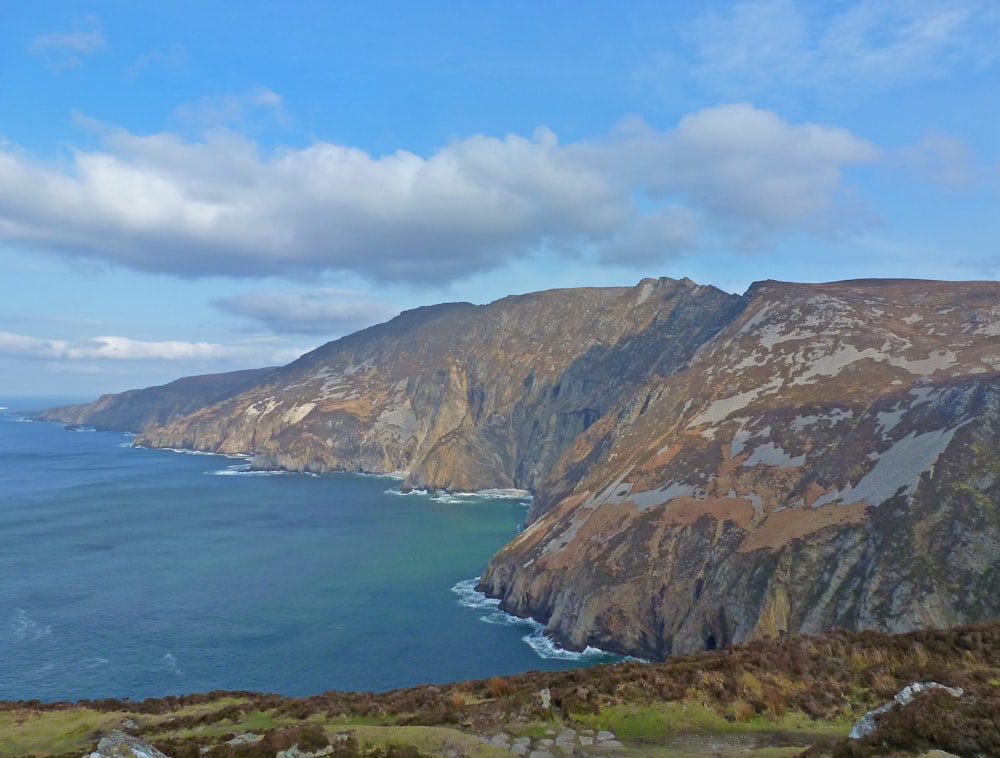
top-left (0, 397), bottom-right (614, 702)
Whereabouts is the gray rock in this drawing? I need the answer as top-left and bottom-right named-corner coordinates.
top-left (849, 682), bottom-right (964, 739)
top-left (596, 731), bottom-right (616, 742)
top-left (539, 687), bottom-right (551, 709)
top-left (489, 734), bottom-right (511, 747)
top-left (579, 737), bottom-right (594, 746)
top-left (227, 733), bottom-right (262, 746)
top-left (88, 731), bottom-right (169, 758)
top-left (276, 747), bottom-right (334, 758)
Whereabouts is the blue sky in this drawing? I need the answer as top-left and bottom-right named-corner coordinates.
top-left (2, 0), bottom-right (998, 397)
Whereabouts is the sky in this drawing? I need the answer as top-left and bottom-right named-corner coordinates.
top-left (1, 0), bottom-right (998, 397)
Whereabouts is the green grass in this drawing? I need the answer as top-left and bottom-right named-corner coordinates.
top-left (570, 702), bottom-right (851, 744)
top-left (0, 708), bottom-right (127, 756)
top-left (571, 702), bottom-right (734, 741)
top-left (347, 725), bottom-right (509, 758)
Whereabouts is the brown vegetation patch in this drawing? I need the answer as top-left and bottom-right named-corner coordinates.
top-left (316, 396), bottom-right (376, 421)
top-left (739, 501), bottom-right (868, 552)
top-left (538, 502), bottom-right (636, 570)
top-left (654, 495), bottom-right (755, 531)
top-left (637, 444), bottom-right (680, 472)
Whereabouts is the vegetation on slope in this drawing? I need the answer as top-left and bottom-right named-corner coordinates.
top-left (3, 621), bottom-right (998, 757)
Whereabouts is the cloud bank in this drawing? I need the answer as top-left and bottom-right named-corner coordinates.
top-left (212, 289), bottom-right (397, 335)
top-left (0, 331), bottom-right (300, 365)
top-left (0, 103), bottom-right (881, 284)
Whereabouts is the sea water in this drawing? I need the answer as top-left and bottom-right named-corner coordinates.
top-left (0, 398), bottom-right (617, 702)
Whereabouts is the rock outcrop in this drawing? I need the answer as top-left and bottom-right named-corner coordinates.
top-left (44, 277), bottom-right (1000, 658)
top-left (88, 730), bottom-right (169, 758)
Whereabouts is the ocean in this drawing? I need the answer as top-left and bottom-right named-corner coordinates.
top-left (0, 398), bottom-right (616, 702)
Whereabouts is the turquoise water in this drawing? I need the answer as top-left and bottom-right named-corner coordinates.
top-left (0, 398), bottom-right (615, 702)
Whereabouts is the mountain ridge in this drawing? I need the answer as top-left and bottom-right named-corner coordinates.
top-left (41, 276), bottom-right (1000, 660)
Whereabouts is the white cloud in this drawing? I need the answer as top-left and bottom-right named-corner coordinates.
top-left (0, 103), bottom-right (882, 280)
top-left (588, 103), bottom-right (880, 250)
top-left (686, 0), bottom-right (996, 93)
top-left (28, 15), bottom-right (107, 70)
top-left (174, 87), bottom-right (287, 129)
top-left (128, 43), bottom-right (188, 79)
top-left (212, 289), bottom-right (397, 335)
top-left (0, 331), bottom-right (298, 364)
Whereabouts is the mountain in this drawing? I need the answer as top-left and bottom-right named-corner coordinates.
top-left (42, 277), bottom-right (1000, 658)
top-left (128, 278), bottom-right (740, 492)
top-left (39, 367), bottom-right (276, 432)
top-left (479, 278), bottom-right (1000, 658)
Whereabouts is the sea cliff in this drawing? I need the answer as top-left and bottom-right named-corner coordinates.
top-left (43, 277), bottom-right (1000, 659)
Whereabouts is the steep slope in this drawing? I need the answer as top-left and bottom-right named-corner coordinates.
top-left (38, 367), bottom-right (275, 433)
top-left (131, 278), bottom-right (741, 492)
top-left (478, 279), bottom-right (1000, 658)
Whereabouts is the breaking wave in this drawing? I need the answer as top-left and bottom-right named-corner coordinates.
top-left (156, 447), bottom-right (251, 460)
top-left (386, 488), bottom-right (531, 505)
top-left (209, 463), bottom-right (316, 477)
top-left (451, 579), bottom-right (620, 663)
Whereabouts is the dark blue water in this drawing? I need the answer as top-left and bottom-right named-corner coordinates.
top-left (0, 398), bottom-right (615, 702)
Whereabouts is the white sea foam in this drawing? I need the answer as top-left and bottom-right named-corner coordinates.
top-left (451, 579), bottom-right (621, 662)
top-left (522, 629), bottom-right (614, 661)
top-left (384, 487), bottom-right (430, 497)
top-left (476, 489), bottom-right (533, 501)
top-left (78, 656), bottom-right (110, 669)
top-left (351, 470), bottom-right (407, 481)
top-left (387, 488), bottom-right (531, 504)
top-left (210, 464), bottom-right (316, 477)
top-left (160, 447), bottom-right (251, 461)
top-left (160, 651), bottom-right (183, 675)
top-left (11, 609), bottom-right (52, 642)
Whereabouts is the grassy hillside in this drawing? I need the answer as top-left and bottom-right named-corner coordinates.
top-left (3, 621), bottom-right (998, 757)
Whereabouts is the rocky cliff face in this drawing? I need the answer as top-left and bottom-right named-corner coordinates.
top-left (478, 279), bottom-right (1000, 657)
top-left (44, 277), bottom-right (1000, 658)
top-left (131, 277), bottom-right (741, 492)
